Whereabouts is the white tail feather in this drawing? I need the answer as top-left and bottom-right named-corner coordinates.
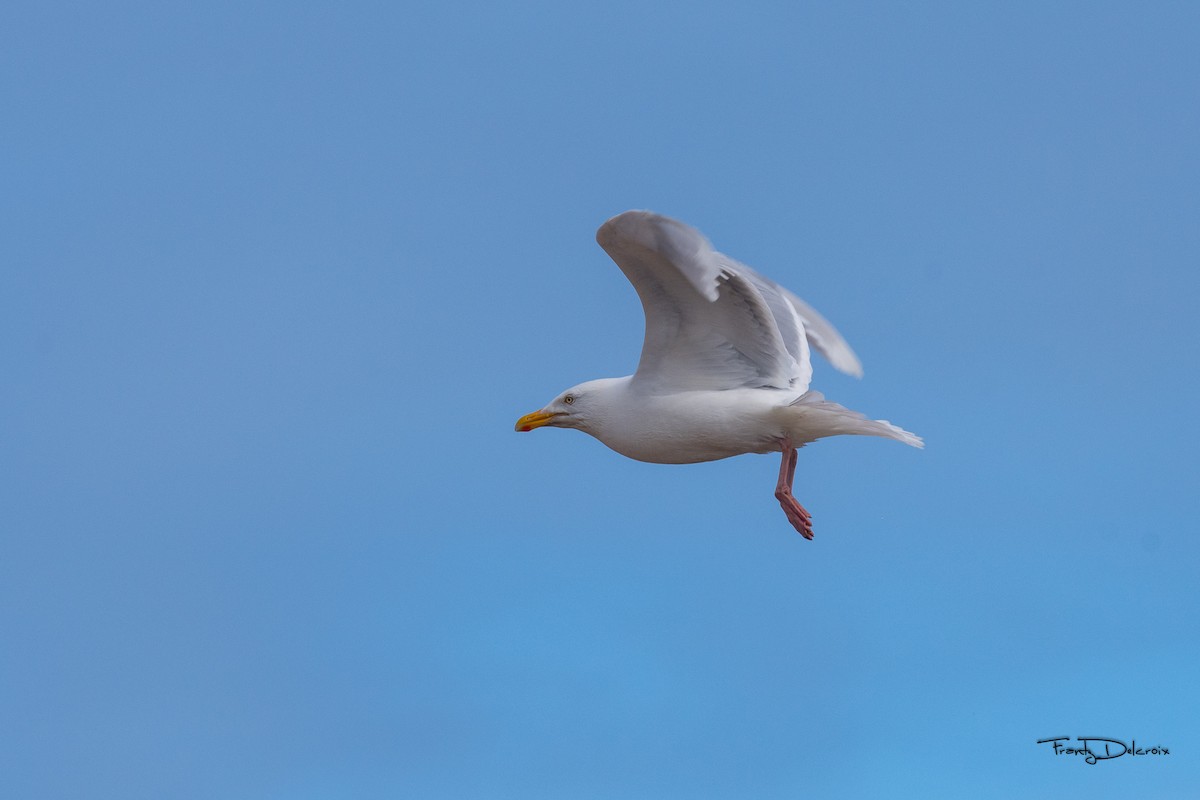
top-left (784, 390), bottom-right (924, 448)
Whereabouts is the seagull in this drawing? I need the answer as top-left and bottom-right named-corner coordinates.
top-left (515, 211), bottom-right (921, 539)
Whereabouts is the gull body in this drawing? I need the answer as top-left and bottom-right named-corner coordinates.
top-left (516, 211), bottom-right (921, 538)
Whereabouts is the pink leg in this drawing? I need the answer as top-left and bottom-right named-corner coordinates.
top-left (774, 439), bottom-right (813, 539)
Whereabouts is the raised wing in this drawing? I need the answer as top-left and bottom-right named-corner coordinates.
top-left (596, 211), bottom-right (860, 393)
top-left (744, 266), bottom-right (863, 378)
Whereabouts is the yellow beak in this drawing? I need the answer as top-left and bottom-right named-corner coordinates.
top-left (515, 409), bottom-right (561, 432)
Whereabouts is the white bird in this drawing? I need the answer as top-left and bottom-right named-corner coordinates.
top-left (515, 211), bottom-right (921, 539)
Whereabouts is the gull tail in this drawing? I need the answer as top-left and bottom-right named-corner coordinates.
top-left (783, 390), bottom-right (924, 448)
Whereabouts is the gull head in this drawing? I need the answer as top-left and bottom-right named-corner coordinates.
top-left (514, 378), bottom-right (624, 434)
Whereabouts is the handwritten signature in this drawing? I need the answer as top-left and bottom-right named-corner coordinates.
top-left (1037, 737), bottom-right (1170, 764)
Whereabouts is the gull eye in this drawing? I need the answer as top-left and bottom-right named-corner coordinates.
top-left (564, 395), bottom-right (575, 405)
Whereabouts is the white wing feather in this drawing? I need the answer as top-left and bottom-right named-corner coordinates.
top-left (596, 211), bottom-right (861, 393)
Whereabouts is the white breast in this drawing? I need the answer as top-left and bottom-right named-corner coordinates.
top-left (589, 387), bottom-right (792, 464)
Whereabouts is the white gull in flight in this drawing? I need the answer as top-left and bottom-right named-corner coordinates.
top-left (516, 210), bottom-right (921, 539)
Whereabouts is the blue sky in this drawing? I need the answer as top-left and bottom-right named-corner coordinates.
top-left (3, 2), bottom-right (1198, 797)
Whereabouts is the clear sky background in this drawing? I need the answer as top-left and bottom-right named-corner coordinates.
top-left (3, 2), bottom-right (1198, 798)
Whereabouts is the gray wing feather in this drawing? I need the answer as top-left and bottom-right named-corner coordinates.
top-left (596, 211), bottom-right (855, 392)
top-left (739, 264), bottom-right (863, 379)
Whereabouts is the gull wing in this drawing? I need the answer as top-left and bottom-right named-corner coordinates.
top-left (596, 211), bottom-right (858, 393)
top-left (596, 211), bottom-right (862, 392)
top-left (744, 267), bottom-right (863, 379)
